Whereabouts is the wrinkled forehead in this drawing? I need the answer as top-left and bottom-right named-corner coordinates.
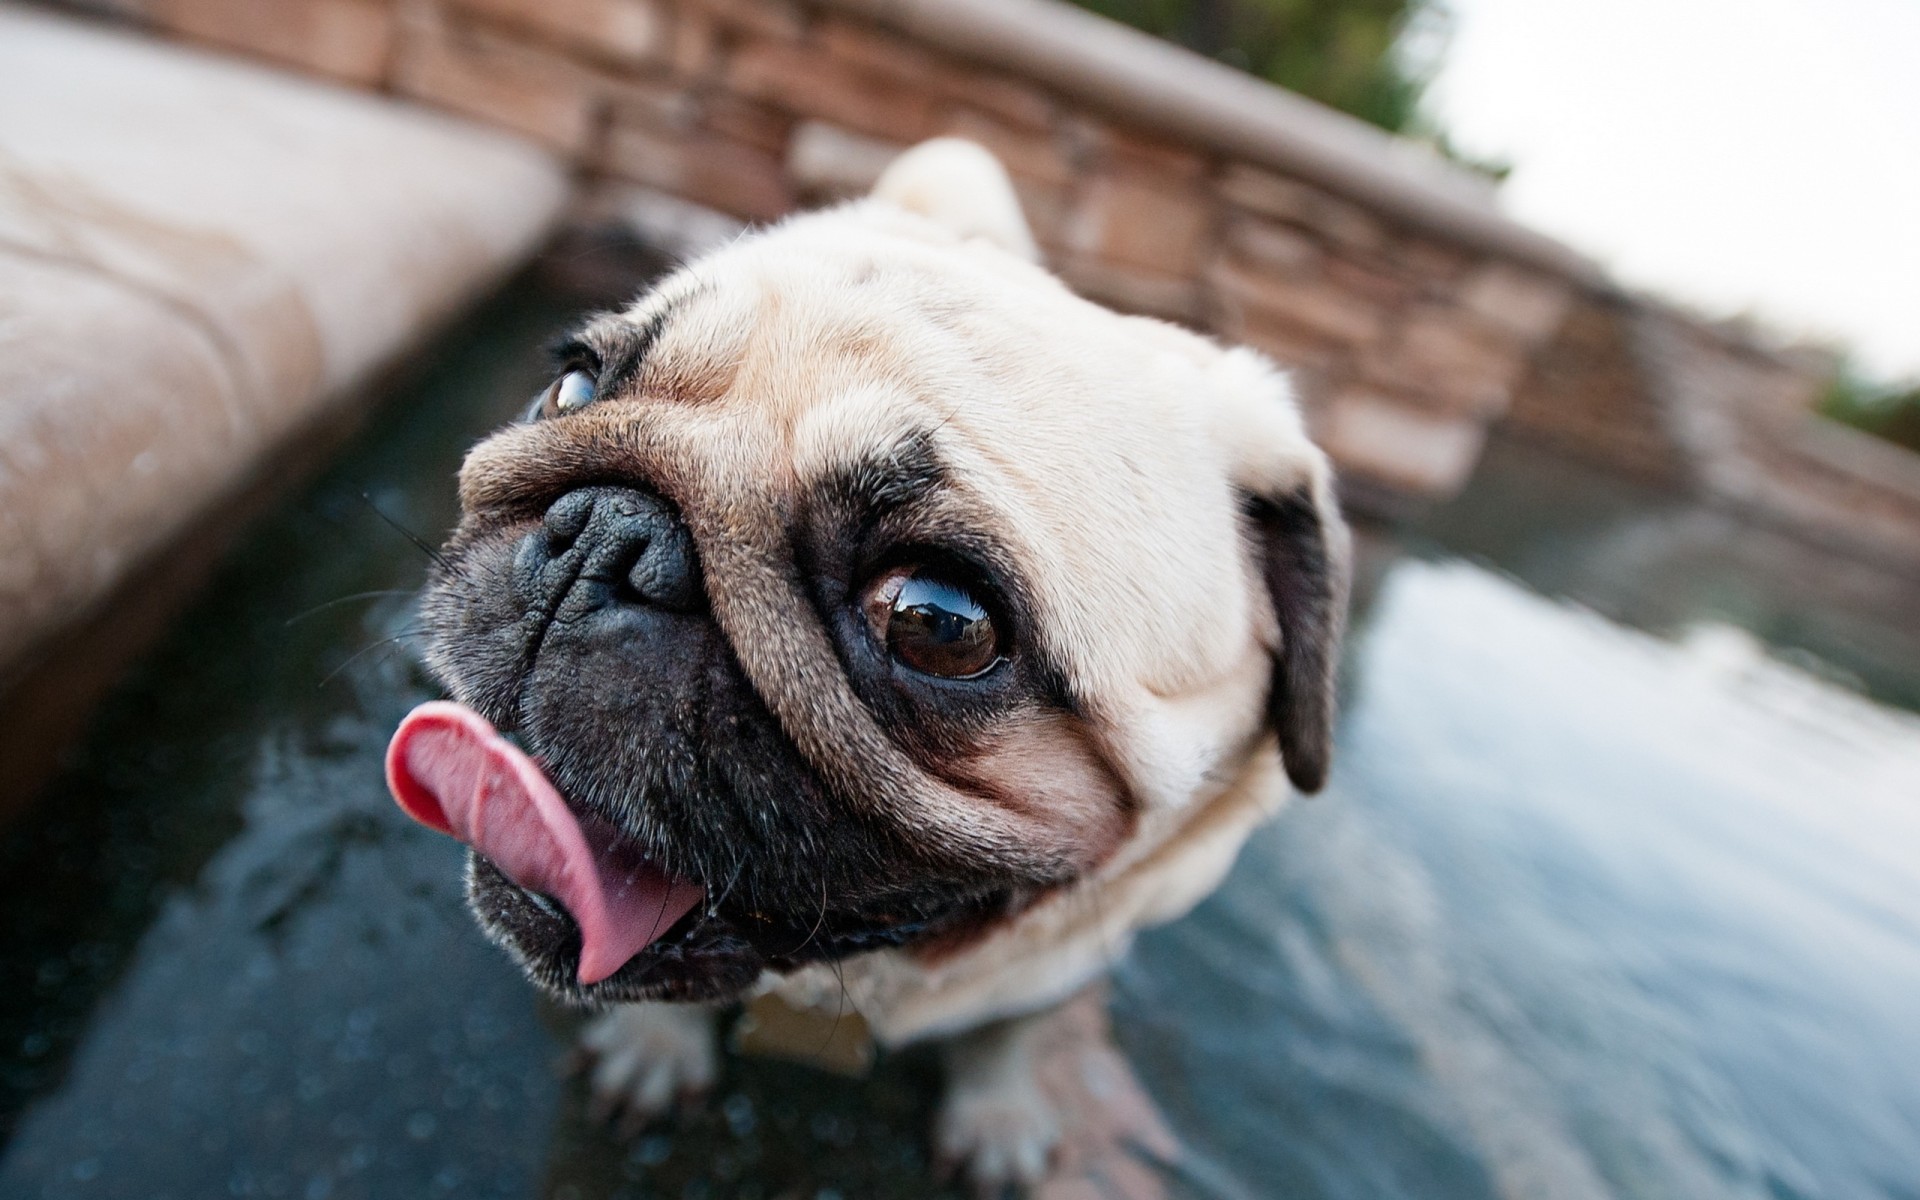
top-left (603, 219), bottom-right (1068, 443)
top-left (463, 209), bottom-right (1264, 729)
top-left (576, 213), bottom-right (1220, 530)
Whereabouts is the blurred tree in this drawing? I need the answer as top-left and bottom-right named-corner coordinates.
top-left (1072, 0), bottom-right (1435, 130)
top-left (1820, 371), bottom-right (1920, 455)
top-left (1071, 0), bottom-right (1506, 176)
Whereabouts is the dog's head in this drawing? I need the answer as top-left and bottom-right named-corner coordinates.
top-left (386, 141), bottom-right (1349, 1005)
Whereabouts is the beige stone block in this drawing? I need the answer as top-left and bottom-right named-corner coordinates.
top-left (816, 18), bottom-right (1054, 131)
top-left (1070, 117), bottom-right (1209, 179)
top-left (1057, 257), bottom-right (1202, 323)
top-left (1220, 163), bottom-right (1384, 253)
top-left (1209, 258), bottom-right (1384, 349)
top-left (603, 119), bottom-right (795, 220)
top-left (1224, 216), bottom-right (1320, 273)
top-left (446, 0), bottom-right (667, 67)
top-left (1321, 390), bottom-right (1486, 498)
top-left (394, 17), bottom-right (600, 154)
top-left (1457, 261), bottom-right (1575, 344)
top-left (1372, 304), bottom-right (1529, 415)
top-left (1323, 254), bottom-right (1413, 309)
top-left (0, 258), bottom-right (248, 671)
top-left (149, 0), bottom-right (393, 85)
top-left (1351, 357), bottom-right (1498, 418)
top-left (606, 75), bottom-right (701, 134)
top-left (726, 39), bottom-right (938, 143)
top-left (1393, 235), bottom-right (1473, 293)
top-left (1065, 174), bottom-right (1212, 278)
top-left (669, 6), bottom-right (720, 77)
top-left (786, 120), bottom-right (900, 199)
top-left (1400, 307), bottom-right (1518, 376)
top-left (700, 93), bottom-right (794, 155)
top-left (0, 4), bottom-right (565, 670)
top-left (1220, 163), bottom-right (1316, 222)
top-left (699, 0), bottom-right (808, 42)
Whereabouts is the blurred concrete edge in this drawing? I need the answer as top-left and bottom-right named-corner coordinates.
top-left (0, 3), bottom-right (569, 807)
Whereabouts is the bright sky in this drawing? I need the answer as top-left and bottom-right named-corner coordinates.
top-left (1422, 0), bottom-right (1920, 381)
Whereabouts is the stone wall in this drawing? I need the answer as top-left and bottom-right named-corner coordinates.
top-left (1635, 313), bottom-right (1920, 571)
top-left (64, 0), bottom-right (1594, 509)
top-left (1498, 285), bottom-right (1920, 574)
top-left (1500, 295), bottom-right (1696, 488)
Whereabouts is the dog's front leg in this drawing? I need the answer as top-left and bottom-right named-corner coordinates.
top-left (576, 1002), bottom-right (718, 1134)
top-left (938, 1003), bottom-right (1064, 1189)
top-left (936, 987), bottom-right (1179, 1197)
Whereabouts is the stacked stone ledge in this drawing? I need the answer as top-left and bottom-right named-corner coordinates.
top-left (93, 0), bottom-right (1586, 508)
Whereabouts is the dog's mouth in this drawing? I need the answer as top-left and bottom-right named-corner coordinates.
top-left (386, 701), bottom-right (705, 986)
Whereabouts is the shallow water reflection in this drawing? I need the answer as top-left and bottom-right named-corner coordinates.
top-left (1118, 561), bottom-right (1920, 1200)
top-left (2, 282), bottom-right (1917, 1198)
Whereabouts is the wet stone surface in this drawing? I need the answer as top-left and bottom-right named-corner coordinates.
top-left (2, 274), bottom-right (1919, 1199)
top-left (0, 279), bottom-right (966, 1200)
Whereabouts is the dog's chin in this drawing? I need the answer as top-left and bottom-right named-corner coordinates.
top-left (467, 850), bottom-right (1023, 1007)
top-left (467, 856), bottom-right (765, 1005)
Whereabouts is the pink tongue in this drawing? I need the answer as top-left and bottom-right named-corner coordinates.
top-left (385, 701), bottom-right (704, 985)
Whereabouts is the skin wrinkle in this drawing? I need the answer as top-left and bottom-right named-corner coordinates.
top-left (691, 486), bottom-right (1064, 875)
top-left (794, 441), bottom-right (1119, 843)
top-left (470, 274), bottom-right (1259, 852)
top-left (458, 397), bottom-right (1092, 880)
top-left (658, 297), bottom-right (1128, 875)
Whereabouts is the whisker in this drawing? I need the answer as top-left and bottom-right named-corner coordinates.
top-left (783, 874), bottom-right (830, 958)
top-left (282, 589), bottom-right (416, 628)
top-left (816, 952), bottom-right (853, 1061)
top-left (641, 878), bottom-right (672, 948)
top-left (316, 631), bottom-right (427, 690)
top-left (358, 492), bottom-right (453, 572)
top-left (707, 857), bottom-right (747, 919)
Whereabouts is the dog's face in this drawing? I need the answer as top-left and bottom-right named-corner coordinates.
top-left (389, 142), bottom-right (1348, 1006)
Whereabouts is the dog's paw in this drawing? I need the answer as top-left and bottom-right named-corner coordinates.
top-left (573, 1003), bottom-right (717, 1135)
top-left (1036, 1027), bottom-right (1179, 1200)
top-left (937, 991), bottom-right (1180, 1199)
top-left (936, 1068), bottom-right (1063, 1194)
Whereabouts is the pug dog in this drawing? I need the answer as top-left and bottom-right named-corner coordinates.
top-left (385, 138), bottom-right (1348, 1193)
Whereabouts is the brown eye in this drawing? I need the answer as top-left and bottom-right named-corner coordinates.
top-left (866, 566), bottom-right (1001, 679)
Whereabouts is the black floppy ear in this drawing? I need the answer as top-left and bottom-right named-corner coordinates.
top-left (1247, 477), bottom-right (1350, 794)
top-left (1180, 338), bottom-right (1351, 791)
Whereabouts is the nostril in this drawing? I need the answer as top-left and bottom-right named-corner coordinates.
top-left (524, 485), bottom-right (703, 618)
top-left (542, 489), bottom-right (596, 552)
top-left (624, 523), bottom-right (702, 612)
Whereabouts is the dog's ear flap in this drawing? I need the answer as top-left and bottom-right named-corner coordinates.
top-left (1208, 349), bottom-right (1351, 794)
top-left (871, 138), bottom-right (1040, 262)
top-left (1248, 481), bottom-right (1348, 793)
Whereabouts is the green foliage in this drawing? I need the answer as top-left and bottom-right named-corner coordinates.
top-left (1819, 370), bottom-right (1920, 454)
top-left (1068, 0), bottom-right (1510, 178)
top-left (1070, 0), bottom-right (1439, 132)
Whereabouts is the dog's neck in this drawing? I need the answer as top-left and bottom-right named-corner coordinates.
top-left (757, 743), bottom-right (1289, 1046)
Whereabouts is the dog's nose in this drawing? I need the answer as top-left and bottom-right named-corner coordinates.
top-left (519, 486), bottom-right (703, 617)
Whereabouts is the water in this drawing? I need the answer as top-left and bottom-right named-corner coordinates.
top-left (2, 277), bottom-right (1916, 1199)
top-left (1118, 562), bottom-right (1920, 1199)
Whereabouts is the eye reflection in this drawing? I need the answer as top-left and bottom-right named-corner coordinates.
top-left (539, 368), bottom-right (596, 418)
top-left (868, 567), bottom-right (1001, 679)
